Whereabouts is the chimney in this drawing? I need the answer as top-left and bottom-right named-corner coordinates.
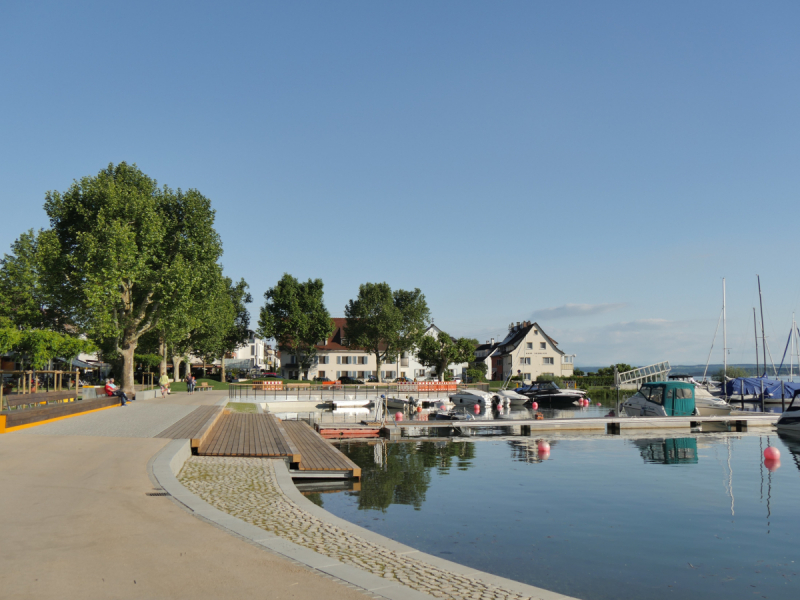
top-left (491, 337), bottom-right (495, 345)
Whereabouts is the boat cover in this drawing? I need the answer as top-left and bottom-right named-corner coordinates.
top-left (724, 377), bottom-right (800, 399)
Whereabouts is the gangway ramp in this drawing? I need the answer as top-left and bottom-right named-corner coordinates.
top-left (617, 361), bottom-right (671, 387)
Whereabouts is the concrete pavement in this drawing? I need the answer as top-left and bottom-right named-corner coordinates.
top-left (0, 391), bottom-right (375, 600)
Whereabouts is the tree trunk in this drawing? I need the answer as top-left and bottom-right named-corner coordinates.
top-left (120, 338), bottom-right (138, 396)
top-left (172, 355), bottom-right (183, 382)
top-left (159, 336), bottom-right (168, 379)
top-left (220, 355), bottom-right (225, 383)
top-left (375, 354), bottom-right (382, 383)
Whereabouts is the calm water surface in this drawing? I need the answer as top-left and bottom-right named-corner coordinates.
top-left (309, 432), bottom-right (800, 600)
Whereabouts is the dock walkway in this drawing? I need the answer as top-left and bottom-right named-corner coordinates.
top-left (192, 411), bottom-right (359, 479)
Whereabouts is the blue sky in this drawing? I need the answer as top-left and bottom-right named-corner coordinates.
top-left (2, 1), bottom-right (800, 366)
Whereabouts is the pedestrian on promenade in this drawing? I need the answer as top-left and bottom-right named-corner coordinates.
top-left (159, 373), bottom-right (170, 398)
top-left (104, 378), bottom-right (131, 405)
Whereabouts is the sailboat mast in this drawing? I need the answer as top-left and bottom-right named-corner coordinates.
top-left (789, 313), bottom-right (795, 382)
top-left (758, 275), bottom-right (768, 377)
top-left (754, 308), bottom-right (760, 377)
top-left (722, 278), bottom-right (727, 397)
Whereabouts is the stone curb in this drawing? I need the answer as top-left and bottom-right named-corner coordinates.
top-left (272, 462), bottom-right (575, 600)
top-left (150, 440), bottom-right (433, 600)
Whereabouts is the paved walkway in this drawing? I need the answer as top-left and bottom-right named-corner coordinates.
top-left (0, 392), bottom-right (374, 600)
top-left (180, 456), bottom-right (538, 600)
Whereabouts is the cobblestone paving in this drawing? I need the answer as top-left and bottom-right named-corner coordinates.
top-left (15, 403), bottom-right (197, 438)
top-left (179, 457), bottom-right (540, 600)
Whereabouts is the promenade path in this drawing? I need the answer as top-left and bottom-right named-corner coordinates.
top-left (0, 390), bottom-right (374, 600)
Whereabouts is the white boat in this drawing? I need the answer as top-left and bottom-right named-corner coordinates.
top-left (449, 389), bottom-right (507, 407)
top-left (669, 375), bottom-right (733, 416)
top-left (622, 381), bottom-right (697, 417)
top-left (776, 391), bottom-right (800, 433)
top-left (495, 389), bottom-right (529, 405)
top-left (385, 396), bottom-right (419, 410)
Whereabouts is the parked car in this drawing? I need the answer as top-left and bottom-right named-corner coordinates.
top-left (263, 372), bottom-right (279, 378)
top-left (339, 377), bottom-right (364, 384)
top-left (313, 376), bottom-right (333, 383)
top-left (367, 376), bottom-right (379, 383)
top-left (395, 377), bottom-right (413, 383)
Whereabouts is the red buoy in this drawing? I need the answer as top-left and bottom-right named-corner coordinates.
top-left (394, 412), bottom-right (403, 421)
top-left (764, 446), bottom-right (780, 460)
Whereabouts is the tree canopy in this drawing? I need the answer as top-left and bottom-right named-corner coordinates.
top-left (344, 282), bottom-right (430, 382)
top-left (416, 331), bottom-right (474, 381)
top-left (42, 162), bottom-right (224, 392)
top-left (258, 274), bottom-right (334, 379)
top-left (0, 229), bottom-right (95, 370)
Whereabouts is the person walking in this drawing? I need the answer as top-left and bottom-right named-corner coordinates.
top-left (104, 378), bottom-right (131, 405)
top-left (159, 373), bottom-right (170, 398)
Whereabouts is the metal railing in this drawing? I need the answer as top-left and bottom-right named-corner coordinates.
top-left (228, 382), bottom-right (489, 401)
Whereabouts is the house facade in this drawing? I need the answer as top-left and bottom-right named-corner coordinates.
top-left (474, 321), bottom-right (575, 382)
top-left (217, 330), bottom-right (270, 371)
top-left (280, 320), bottom-right (468, 381)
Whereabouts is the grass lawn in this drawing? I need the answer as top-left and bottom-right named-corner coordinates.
top-left (169, 377), bottom-right (229, 392)
top-left (226, 402), bottom-right (257, 413)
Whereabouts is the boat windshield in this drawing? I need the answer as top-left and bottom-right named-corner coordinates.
top-left (635, 386), bottom-right (665, 405)
top-left (539, 381), bottom-right (558, 390)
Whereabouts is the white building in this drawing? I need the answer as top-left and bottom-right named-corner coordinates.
top-left (280, 320), bottom-right (468, 381)
top-left (474, 321), bottom-right (575, 382)
top-left (221, 330), bottom-right (269, 370)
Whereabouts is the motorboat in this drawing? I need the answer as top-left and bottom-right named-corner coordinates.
top-left (776, 390), bottom-right (800, 433)
top-left (515, 380), bottom-right (586, 407)
top-left (449, 389), bottom-right (505, 407)
top-left (622, 381), bottom-right (697, 417)
top-left (384, 395), bottom-right (419, 410)
top-left (494, 388), bottom-right (529, 405)
top-left (435, 408), bottom-right (477, 421)
top-left (668, 374), bottom-right (733, 416)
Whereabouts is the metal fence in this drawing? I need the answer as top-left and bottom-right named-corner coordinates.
top-left (228, 382), bottom-right (489, 402)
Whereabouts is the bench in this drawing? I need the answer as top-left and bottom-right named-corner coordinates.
top-left (197, 382), bottom-right (212, 392)
top-left (4, 391), bottom-right (79, 410)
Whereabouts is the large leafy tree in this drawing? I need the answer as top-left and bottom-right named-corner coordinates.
top-left (344, 283), bottom-right (430, 382)
top-left (43, 162), bottom-right (223, 394)
top-left (257, 274), bottom-right (333, 380)
top-left (192, 275), bottom-right (251, 380)
top-left (416, 331), bottom-right (474, 381)
top-left (0, 230), bottom-right (95, 370)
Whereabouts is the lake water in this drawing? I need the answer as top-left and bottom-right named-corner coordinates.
top-left (307, 431), bottom-right (800, 600)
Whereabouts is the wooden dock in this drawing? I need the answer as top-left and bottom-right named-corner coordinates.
top-left (282, 420), bottom-right (361, 479)
top-left (158, 409), bottom-right (360, 479)
top-left (156, 405), bottom-right (224, 450)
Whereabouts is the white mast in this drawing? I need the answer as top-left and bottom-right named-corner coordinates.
top-left (723, 278), bottom-right (727, 399)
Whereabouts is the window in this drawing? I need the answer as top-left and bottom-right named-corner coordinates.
top-left (534, 330), bottom-right (539, 335)
top-left (523, 373), bottom-right (531, 380)
top-left (540, 342), bottom-right (546, 350)
top-left (543, 357), bottom-right (554, 365)
top-left (360, 356), bottom-right (368, 365)
top-left (526, 343), bottom-right (533, 349)
top-left (251, 345), bottom-right (255, 356)
top-left (341, 338), bottom-right (348, 346)
top-left (561, 355), bottom-right (574, 364)
top-left (336, 371), bottom-right (340, 378)
top-left (520, 357), bottom-right (531, 365)
top-left (319, 356), bottom-right (329, 365)
top-left (318, 370), bottom-right (325, 378)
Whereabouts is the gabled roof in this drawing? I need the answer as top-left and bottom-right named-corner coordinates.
top-left (495, 321), bottom-right (563, 356)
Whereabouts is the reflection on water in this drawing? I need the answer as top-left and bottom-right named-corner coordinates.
top-left (314, 432), bottom-right (800, 600)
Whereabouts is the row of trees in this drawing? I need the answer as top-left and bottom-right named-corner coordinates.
top-left (0, 163), bottom-right (251, 393)
top-left (257, 275), bottom-right (477, 382)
